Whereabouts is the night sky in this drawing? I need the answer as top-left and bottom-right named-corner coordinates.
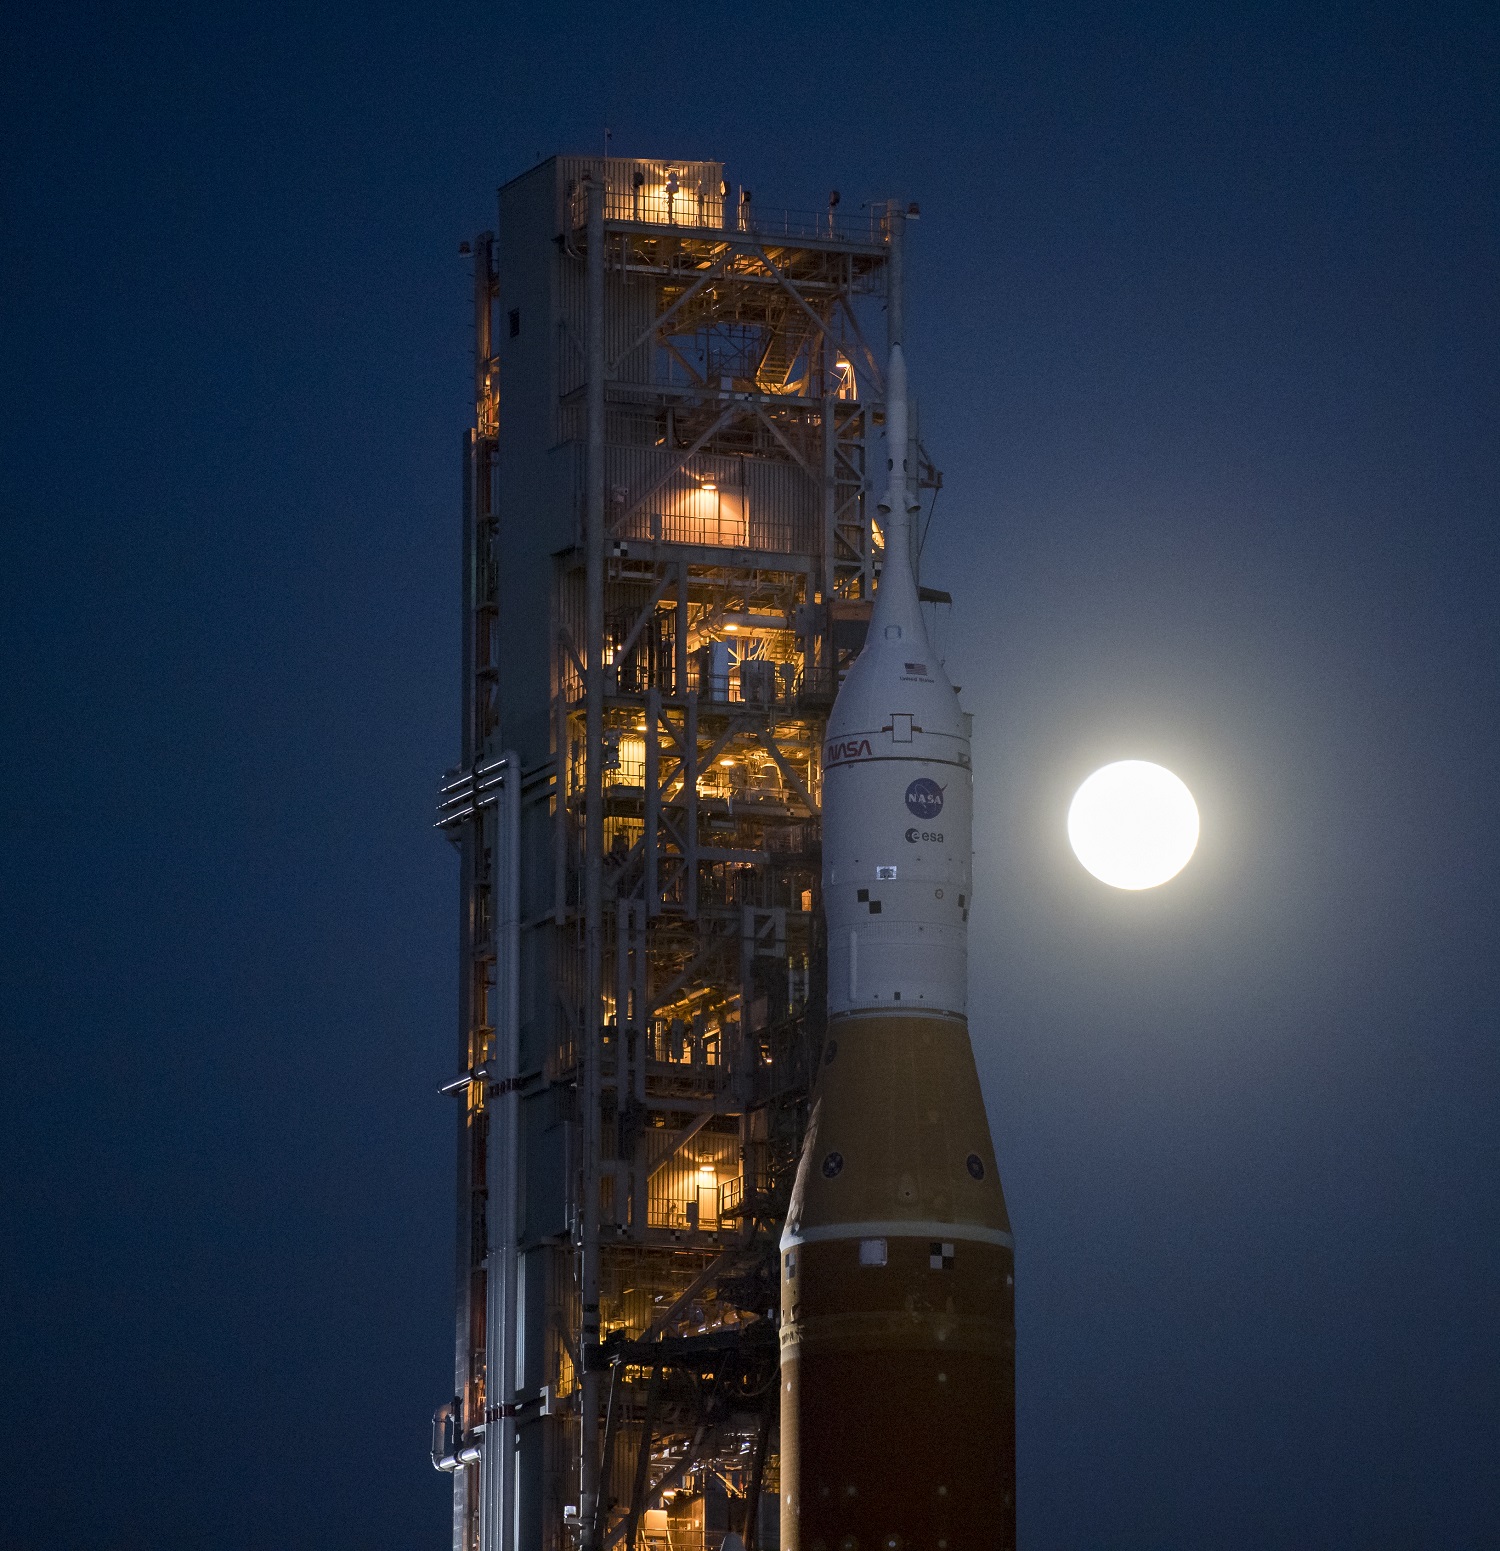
top-left (4, 4), bottom-right (1498, 1548)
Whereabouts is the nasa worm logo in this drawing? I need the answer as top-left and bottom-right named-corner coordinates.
top-left (905, 777), bottom-right (945, 818)
top-left (825, 737), bottom-right (873, 765)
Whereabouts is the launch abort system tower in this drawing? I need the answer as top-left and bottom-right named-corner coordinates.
top-left (432, 156), bottom-right (944, 1551)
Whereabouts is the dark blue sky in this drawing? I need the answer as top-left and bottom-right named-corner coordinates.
top-left (3, 4), bottom-right (1497, 1548)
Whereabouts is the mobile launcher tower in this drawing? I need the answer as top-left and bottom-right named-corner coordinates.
top-left (431, 154), bottom-right (1013, 1551)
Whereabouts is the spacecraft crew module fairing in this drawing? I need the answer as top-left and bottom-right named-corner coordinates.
top-left (780, 340), bottom-right (1016, 1549)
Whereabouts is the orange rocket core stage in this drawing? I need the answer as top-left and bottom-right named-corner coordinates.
top-left (779, 1012), bottom-right (1015, 1550)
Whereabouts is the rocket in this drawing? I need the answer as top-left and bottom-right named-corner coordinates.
top-left (780, 341), bottom-right (1015, 1548)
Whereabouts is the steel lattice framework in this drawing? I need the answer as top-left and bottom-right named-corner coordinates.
top-left (432, 155), bottom-right (937, 1551)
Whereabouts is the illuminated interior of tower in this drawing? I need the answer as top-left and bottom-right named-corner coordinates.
top-left (431, 156), bottom-right (940, 1551)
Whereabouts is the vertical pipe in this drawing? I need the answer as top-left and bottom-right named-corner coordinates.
top-left (613, 898), bottom-right (629, 1235)
top-left (554, 664), bottom-right (568, 928)
top-left (623, 1362), bottom-right (664, 1549)
top-left (462, 431), bottom-right (477, 770)
top-left (580, 176), bottom-right (606, 1546)
top-left (614, 898), bottom-right (629, 1092)
top-left (860, 408), bottom-right (875, 602)
top-left (645, 686), bottom-right (660, 915)
top-left (499, 758), bottom-right (521, 1551)
top-left (462, 228), bottom-right (497, 1551)
top-left (480, 813), bottom-right (502, 1551)
top-left (886, 206), bottom-right (905, 354)
top-left (881, 208), bottom-right (907, 599)
top-left (475, 232), bottom-right (494, 434)
top-left (635, 904), bottom-right (649, 1230)
top-left (685, 690), bottom-right (699, 921)
top-left (632, 899), bottom-right (648, 1109)
top-left (674, 561), bottom-right (689, 698)
top-left (614, 900), bottom-right (630, 1232)
top-left (482, 754), bottom-right (522, 1551)
top-left (592, 1362), bottom-right (621, 1550)
top-left (454, 429), bottom-right (478, 1551)
top-left (821, 395), bottom-right (836, 608)
top-left (742, 1392), bottom-right (775, 1551)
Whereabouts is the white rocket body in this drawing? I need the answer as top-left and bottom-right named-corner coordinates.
top-left (822, 344), bottom-right (972, 1015)
top-left (779, 342), bottom-right (1014, 1549)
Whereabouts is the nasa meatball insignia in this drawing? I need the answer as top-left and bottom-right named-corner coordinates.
top-left (905, 777), bottom-right (944, 817)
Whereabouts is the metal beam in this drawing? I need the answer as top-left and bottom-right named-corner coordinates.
top-left (645, 687), bottom-right (660, 914)
top-left (608, 1431), bottom-right (710, 1550)
top-left (614, 571), bottom-right (675, 663)
top-left (642, 1248), bottom-right (741, 1341)
top-left (748, 242), bottom-right (844, 375)
top-left (754, 727), bottom-right (819, 816)
top-left (608, 247), bottom-right (736, 373)
top-left (646, 1110), bottom-right (716, 1179)
top-left (622, 1362), bottom-right (663, 1550)
top-left (612, 403), bottom-right (746, 533)
top-left (647, 925), bottom-right (736, 1017)
top-left (838, 290), bottom-right (886, 395)
top-left (748, 399), bottom-right (815, 473)
top-left (684, 691), bottom-right (698, 919)
top-left (580, 175), bottom-right (606, 1550)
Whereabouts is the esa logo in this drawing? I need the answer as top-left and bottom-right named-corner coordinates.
top-left (904, 777), bottom-right (944, 818)
top-left (905, 827), bottom-right (945, 844)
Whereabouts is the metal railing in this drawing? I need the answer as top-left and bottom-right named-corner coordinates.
top-left (739, 205), bottom-right (889, 245)
top-left (612, 506), bottom-right (819, 558)
top-left (570, 183), bottom-right (888, 246)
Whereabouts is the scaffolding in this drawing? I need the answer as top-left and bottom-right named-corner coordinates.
top-left (433, 155), bottom-right (936, 1551)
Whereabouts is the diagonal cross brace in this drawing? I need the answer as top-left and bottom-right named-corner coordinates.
top-left (647, 927), bottom-right (736, 1016)
top-left (612, 403), bottom-right (745, 533)
top-left (755, 727), bottom-right (819, 815)
top-left (608, 247), bottom-right (735, 375)
top-left (749, 243), bottom-right (842, 369)
top-left (646, 1111), bottom-right (716, 1180)
top-left (614, 571), bottom-right (676, 662)
top-left (748, 399), bottom-right (814, 473)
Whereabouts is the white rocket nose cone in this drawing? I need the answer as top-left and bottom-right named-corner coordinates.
top-left (822, 336), bottom-right (971, 1018)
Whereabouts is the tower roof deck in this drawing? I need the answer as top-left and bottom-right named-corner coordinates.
top-left (540, 152), bottom-right (890, 255)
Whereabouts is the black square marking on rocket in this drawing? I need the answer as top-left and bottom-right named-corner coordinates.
top-left (868, 900), bottom-right (882, 914)
top-left (857, 888), bottom-right (869, 902)
top-left (930, 1242), bottom-right (955, 1271)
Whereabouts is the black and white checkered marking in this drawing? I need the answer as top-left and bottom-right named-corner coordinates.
top-left (930, 1241), bottom-right (955, 1270)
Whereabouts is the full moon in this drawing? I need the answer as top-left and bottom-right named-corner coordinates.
top-left (1067, 761), bottom-right (1200, 890)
